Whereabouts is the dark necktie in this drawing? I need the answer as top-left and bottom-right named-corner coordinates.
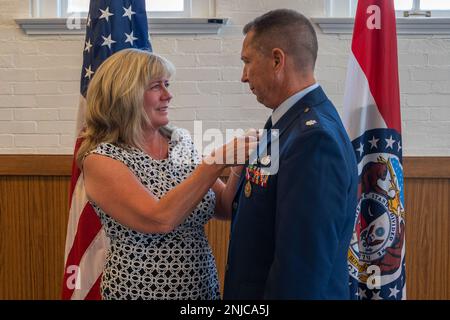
top-left (264, 116), bottom-right (272, 130)
top-left (257, 117), bottom-right (273, 164)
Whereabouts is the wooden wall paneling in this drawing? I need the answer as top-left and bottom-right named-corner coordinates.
top-left (0, 176), bottom-right (71, 299)
top-left (405, 178), bottom-right (450, 300)
top-left (29, 176), bottom-right (70, 299)
top-left (27, 176), bottom-right (46, 299)
top-left (0, 177), bottom-right (32, 299)
top-left (1, 156), bottom-right (449, 299)
top-left (205, 219), bottom-right (231, 293)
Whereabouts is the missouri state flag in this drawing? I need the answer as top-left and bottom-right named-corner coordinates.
top-left (61, 0), bottom-right (151, 300)
top-left (343, 0), bottom-right (406, 300)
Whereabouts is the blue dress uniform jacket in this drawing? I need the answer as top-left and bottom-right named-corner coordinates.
top-left (223, 86), bottom-right (358, 300)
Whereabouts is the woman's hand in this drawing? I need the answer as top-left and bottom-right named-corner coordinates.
top-left (229, 165), bottom-right (244, 178)
top-left (204, 131), bottom-right (258, 167)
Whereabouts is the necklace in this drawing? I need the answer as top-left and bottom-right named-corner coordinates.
top-left (156, 133), bottom-right (169, 160)
top-left (157, 133), bottom-right (163, 160)
top-left (143, 132), bottom-right (166, 160)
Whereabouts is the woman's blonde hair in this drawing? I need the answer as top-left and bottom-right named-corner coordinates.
top-left (76, 48), bottom-right (175, 167)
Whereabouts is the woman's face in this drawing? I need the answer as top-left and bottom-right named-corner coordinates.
top-left (143, 77), bottom-right (172, 129)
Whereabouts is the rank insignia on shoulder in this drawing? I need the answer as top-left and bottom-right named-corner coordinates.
top-left (305, 120), bottom-right (317, 126)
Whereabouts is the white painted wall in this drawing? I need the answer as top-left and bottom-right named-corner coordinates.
top-left (0, 0), bottom-right (449, 155)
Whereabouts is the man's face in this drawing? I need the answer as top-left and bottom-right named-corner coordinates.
top-left (241, 31), bottom-right (278, 109)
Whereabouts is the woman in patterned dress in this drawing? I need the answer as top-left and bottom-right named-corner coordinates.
top-left (76, 49), bottom-right (256, 300)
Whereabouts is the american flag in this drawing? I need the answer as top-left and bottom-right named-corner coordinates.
top-left (344, 0), bottom-right (406, 300)
top-left (62, 0), bottom-right (152, 300)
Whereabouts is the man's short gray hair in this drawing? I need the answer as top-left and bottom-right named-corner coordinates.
top-left (243, 9), bottom-right (318, 74)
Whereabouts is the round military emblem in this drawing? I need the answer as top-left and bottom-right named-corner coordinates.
top-left (244, 181), bottom-right (252, 198)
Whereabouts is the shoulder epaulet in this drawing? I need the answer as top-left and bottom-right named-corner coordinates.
top-left (299, 106), bottom-right (321, 133)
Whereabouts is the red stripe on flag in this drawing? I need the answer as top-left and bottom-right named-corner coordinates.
top-left (351, 0), bottom-right (401, 133)
top-left (61, 202), bottom-right (102, 299)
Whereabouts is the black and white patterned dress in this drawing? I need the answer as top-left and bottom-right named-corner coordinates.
top-left (88, 128), bottom-right (220, 300)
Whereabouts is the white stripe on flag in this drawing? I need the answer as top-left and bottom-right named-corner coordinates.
top-left (64, 175), bottom-right (89, 262)
top-left (71, 228), bottom-right (109, 300)
top-left (64, 174), bottom-right (88, 261)
top-left (343, 53), bottom-right (387, 141)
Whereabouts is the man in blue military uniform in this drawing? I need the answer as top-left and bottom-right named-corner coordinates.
top-left (223, 9), bottom-right (358, 299)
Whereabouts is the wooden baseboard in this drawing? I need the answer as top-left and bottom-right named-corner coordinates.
top-left (0, 155), bottom-right (73, 176)
top-left (403, 157), bottom-right (450, 178)
top-left (0, 155), bottom-right (449, 178)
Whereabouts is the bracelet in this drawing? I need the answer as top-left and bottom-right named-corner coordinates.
top-left (230, 168), bottom-right (241, 178)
